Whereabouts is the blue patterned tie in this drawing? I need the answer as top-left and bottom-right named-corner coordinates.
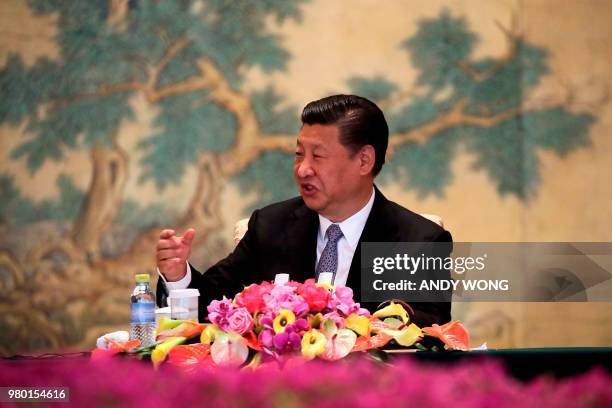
top-left (316, 224), bottom-right (344, 282)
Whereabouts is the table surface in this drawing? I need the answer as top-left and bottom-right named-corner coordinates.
top-left (388, 347), bottom-right (612, 381)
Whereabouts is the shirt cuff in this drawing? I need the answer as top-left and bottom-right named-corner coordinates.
top-left (157, 262), bottom-right (192, 291)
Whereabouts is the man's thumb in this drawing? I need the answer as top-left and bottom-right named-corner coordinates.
top-left (182, 228), bottom-right (196, 245)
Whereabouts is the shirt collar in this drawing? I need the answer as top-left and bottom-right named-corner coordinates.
top-left (318, 187), bottom-right (376, 250)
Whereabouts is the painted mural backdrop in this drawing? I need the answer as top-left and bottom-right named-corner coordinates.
top-left (0, 0), bottom-right (609, 355)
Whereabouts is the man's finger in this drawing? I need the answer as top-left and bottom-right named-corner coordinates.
top-left (157, 248), bottom-right (185, 262)
top-left (157, 238), bottom-right (181, 250)
top-left (159, 229), bottom-right (176, 239)
top-left (182, 228), bottom-right (196, 245)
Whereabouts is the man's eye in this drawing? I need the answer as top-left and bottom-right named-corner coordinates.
top-left (295, 151), bottom-right (304, 157)
top-left (313, 155), bottom-right (324, 159)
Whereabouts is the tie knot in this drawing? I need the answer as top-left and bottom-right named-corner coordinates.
top-left (325, 224), bottom-right (343, 243)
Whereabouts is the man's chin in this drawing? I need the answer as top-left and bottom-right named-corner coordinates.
top-left (301, 195), bottom-right (323, 212)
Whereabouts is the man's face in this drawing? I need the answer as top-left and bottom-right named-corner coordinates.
top-left (294, 124), bottom-right (370, 221)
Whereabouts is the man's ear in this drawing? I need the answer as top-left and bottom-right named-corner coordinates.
top-left (358, 145), bottom-right (376, 175)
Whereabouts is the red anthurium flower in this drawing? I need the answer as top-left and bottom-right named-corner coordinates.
top-left (91, 339), bottom-right (140, 360)
top-left (244, 331), bottom-right (262, 351)
top-left (167, 343), bottom-right (212, 372)
top-left (422, 321), bottom-right (470, 351)
top-left (351, 333), bottom-right (394, 352)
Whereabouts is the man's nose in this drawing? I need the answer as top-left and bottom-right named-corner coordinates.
top-left (296, 159), bottom-right (315, 178)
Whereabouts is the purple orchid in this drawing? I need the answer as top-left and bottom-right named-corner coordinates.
top-left (207, 297), bottom-right (236, 331)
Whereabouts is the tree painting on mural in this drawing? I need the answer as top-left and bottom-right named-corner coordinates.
top-left (0, 1), bottom-right (595, 353)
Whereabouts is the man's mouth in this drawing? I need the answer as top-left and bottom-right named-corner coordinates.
top-left (300, 183), bottom-right (318, 195)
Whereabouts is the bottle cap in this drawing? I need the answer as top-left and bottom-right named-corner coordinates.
top-left (317, 272), bottom-right (334, 285)
top-left (135, 273), bottom-right (150, 283)
top-left (274, 273), bottom-right (289, 285)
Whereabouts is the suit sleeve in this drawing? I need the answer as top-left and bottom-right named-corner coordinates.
top-left (409, 229), bottom-right (453, 327)
top-left (156, 210), bottom-right (263, 321)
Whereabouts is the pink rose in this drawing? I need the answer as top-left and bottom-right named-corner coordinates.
top-left (227, 307), bottom-right (254, 335)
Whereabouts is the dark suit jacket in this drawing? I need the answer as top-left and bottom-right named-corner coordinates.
top-left (158, 186), bottom-right (452, 327)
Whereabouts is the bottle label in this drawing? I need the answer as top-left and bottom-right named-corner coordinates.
top-left (131, 302), bottom-right (155, 324)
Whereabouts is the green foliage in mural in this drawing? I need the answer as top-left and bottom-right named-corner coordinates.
top-left (0, 0), bottom-right (307, 225)
top-left (353, 9), bottom-right (593, 199)
top-left (0, 2), bottom-right (601, 356)
top-left (522, 108), bottom-right (593, 156)
top-left (346, 76), bottom-right (398, 102)
top-left (381, 130), bottom-right (460, 198)
top-left (0, 173), bottom-right (172, 229)
top-left (234, 150), bottom-right (296, 212)
top-left (0, 3), bottom-right (597, 228)
top-left (250, 86), bottom-right (300, 136)
top-left (11, 94), bottom-right (134, 173)
top-left (232, 87), bottom-right (298, 211)
top-left (0, 173), bottom-right (83, 225)
top-left (238, 9), bottom-right (594, 203)
top-left (403, 10), bottom-right (478, 96)
top-left (116, 200), bottom-right (173, 229)
top-left (138, 95), bottom-right (237, 189)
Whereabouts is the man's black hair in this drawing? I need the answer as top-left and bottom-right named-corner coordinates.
top-left (300, 94), bottom-right (389, 176)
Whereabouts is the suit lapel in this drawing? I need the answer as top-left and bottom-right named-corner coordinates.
top-left (346, 187), bottom-right (395, 300)
top-left (283, 202), bottom-right (319, 283)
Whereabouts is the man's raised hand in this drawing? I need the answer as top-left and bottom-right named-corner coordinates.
top-left (156, 228), bottom-right (195, 282)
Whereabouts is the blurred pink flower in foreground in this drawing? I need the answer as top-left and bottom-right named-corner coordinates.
top-left (1, 356), bottom-right (611, 408)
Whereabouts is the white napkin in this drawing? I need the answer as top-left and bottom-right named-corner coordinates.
top-left (96, 330), bottom-right (130, 349)
top-left (470, 342), bottom-right (488, 351)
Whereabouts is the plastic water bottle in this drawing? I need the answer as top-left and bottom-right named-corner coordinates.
top-left (130, 274), bottom-right (156, 347)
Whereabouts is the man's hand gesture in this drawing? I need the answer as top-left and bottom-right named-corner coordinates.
top-left (156, 228), bottom-right (195, 282)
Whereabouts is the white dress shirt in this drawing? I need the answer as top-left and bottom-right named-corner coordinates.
top-left (315, 188), bottom-right (375, 287)
top-left (159, 188), bottom-right (376, 290)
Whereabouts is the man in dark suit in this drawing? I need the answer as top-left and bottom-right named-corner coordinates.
top-left (156, 94), bottom-right (452, 327)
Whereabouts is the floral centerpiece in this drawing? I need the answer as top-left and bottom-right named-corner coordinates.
top-left (94, 279), bottom-right (469, 370)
